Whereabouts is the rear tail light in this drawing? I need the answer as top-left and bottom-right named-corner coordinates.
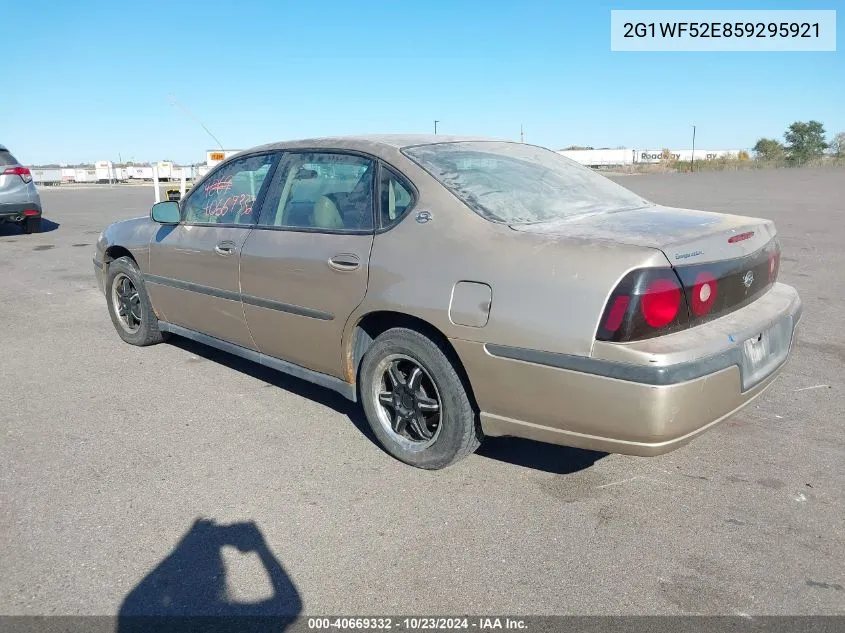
top-left (22, 209), bottom-right (39, 216)
top-left (689, 271), bottom-right (718, 317)
top-left (597, 269), bottom-right (689, 342)
top-left (641, 278), bottom-right (682, 327)
top-left (3, 166), bottom-right (33, 184)
top-left (603, 295), bottom-right (630, 332)
top-left (768, 245), bottom-right (780, 282)
top-left (598, 237), bottom-right (782, 343)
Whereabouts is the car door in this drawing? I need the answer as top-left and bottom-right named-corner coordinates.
top-left (146, 152), bottom-right (279, 349)
top-left (239, 151), bottom-right (376, 378)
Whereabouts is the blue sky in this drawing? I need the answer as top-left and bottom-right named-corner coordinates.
top-left (5, 0), bottom-right (843, 164)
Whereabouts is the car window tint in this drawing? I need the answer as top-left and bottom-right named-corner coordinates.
top-left (378, 166), bottom-right (414, 229)
top-left (260, 153), bottom-right (374, 231)
top-left (182, 154), bottom-right (276, 225)
top-left (0, 150), bottom-right (19, 166)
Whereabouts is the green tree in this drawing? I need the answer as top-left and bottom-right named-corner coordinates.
top-left (830, 131), bottom-right (845, 157)
top-left (784, 120), bottom-right (828, 163)
top-left (752, 138), bottom-right (785, 162)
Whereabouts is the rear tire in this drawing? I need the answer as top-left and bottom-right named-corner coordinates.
top-left (105, 256), bottom-right (167, 346)
top-left (359, 327), bottom-right (482, 469)
top-left (23, 217), bottom-right (41, 234)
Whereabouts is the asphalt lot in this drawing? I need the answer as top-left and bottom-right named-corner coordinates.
top-left (1, 169), bottom-right (843, 617)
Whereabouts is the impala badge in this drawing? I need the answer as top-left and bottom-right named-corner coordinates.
top-left (742, 271), bottom-right (754, 288)
top-left (416, 211), bottom-right (433, 224)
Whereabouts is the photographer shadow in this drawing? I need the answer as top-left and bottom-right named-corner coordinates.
top-left (118, 519), bottom-right (301, 632)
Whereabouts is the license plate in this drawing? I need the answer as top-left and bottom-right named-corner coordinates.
top-left (740, 315), bottom-right (793, 390)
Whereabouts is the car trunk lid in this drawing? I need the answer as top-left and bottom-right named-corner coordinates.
top-left (509, 204), bottom-right (775, 264)
top-left (511, 204), bottom-right (781, 332)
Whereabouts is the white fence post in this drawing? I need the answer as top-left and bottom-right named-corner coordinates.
top-left (152, 166), bottom-right (161, 203)
top-left (180, 170), bottom-right (186, 199)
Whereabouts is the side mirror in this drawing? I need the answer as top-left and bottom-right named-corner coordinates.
top-left (151, 201), bottom-right (180, 224)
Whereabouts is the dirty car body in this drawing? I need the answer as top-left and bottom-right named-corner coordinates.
top-left (93, 136), bottom-right (802, 468)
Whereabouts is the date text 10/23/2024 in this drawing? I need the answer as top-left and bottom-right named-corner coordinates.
top-left (307, 617), bottom-right (528, 631)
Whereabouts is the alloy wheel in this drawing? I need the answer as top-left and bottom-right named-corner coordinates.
top-left (111, 272), bottom-right (142, 334)
top-left (371, 354), bottom-right (442, 451)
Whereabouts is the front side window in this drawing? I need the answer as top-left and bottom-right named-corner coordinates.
top-left (182, 153), bottom-right (277, 225)
top-left (259, 153), bottom-right (375, 231)
top-left (378, 165), bottom-right (414, 229)
top-left (403, 141), bottom-right (651, 225)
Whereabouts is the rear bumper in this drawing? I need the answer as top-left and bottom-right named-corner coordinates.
top-left (452, 283), bottom-right (802, 456)
top-left (0, 201), bottom-right (42, 221)
top-left (93, 258), bottom-right (106, 294)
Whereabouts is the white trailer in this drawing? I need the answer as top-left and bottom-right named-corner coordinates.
top-left (634, 149), bottom-right (742, 163)
top-left (74, 168), bottom-right (98, 183)
top-left (127, 166), bottom-right (154, 180)
top-left (31, 168), bottom-right (63, 185)
top-left (559, 148), bottom-right (745, 166)
top-left (170, 165), bottom-right (195, 181)
top-left (558, 148), bottom-right (634, 167)
top-left (155, 161), bottom-right (174, 181)
top-left (95, 160), bottom-right (115, 182)
top-left (61, 168), bottom-right (76, 182)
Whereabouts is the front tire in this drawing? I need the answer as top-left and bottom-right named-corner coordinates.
top-left (106, 256), bottom-right (167, 346)
top-left (359, 327), bottom-right (481, 469)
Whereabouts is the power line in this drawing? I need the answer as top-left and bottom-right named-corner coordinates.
top-left (168, 95), bottom-right (224, 150)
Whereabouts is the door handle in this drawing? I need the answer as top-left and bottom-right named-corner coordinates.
top-left (214, 241), bottom-right (236, 257)
top-left (328, 253), bottom-right (360, 272)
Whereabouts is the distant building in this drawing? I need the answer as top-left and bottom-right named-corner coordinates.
top-left (558, 148), bottom-right (744, 167)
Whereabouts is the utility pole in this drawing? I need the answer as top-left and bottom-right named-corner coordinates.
top-left (691, 124), bottom-right (696, 173)
top-left (520, 124), bottom-right (524, 143)
top-left (434, 120), bottom-right (439, 134)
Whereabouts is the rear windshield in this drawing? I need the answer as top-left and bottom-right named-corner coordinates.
top-left (0, 150), bottom-right (19, 166)
top-left (403, 141), bottom-right (651, 225)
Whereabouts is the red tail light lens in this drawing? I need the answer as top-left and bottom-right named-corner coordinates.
top-left (603, 295), bottom-right (630, 332)
top-left (689, 271), bottom-right (718, 317)
top-left (3, 166), bottom-right (33, 184)
top-left (768, 250), bottom-right (779, 282)
top-left (640, 278), bottom-right (682, 327)
top-left (596, 269), bottom-right (690, 342)
top-left (22, 209), bottom-right (39, 216)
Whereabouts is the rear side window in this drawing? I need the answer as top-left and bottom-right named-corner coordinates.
top-left (378, 165), bottom-right (414, 229)
top-left (258, 152), bottom-right (375, 231)
top-left (0, 150), bottom-right (19, 166)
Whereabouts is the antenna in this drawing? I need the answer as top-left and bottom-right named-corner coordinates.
top-left (168, 94), bottom-right (224, 150)
top-left (520, 124), bottom-right (524, 143)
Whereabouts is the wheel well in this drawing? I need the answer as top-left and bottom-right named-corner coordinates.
top-left (348, 311), bottom-right (478, 410)
top-left (104, 246), bottom-right (136, 266)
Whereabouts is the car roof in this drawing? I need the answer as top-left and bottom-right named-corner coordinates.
top-left (0, 144), bottom-right (7, 152)
top-left (249, 134), bottom-right (508, 154)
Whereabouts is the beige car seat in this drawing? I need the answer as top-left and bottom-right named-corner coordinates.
top-left (312, 195), bottom-right (344, 229)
